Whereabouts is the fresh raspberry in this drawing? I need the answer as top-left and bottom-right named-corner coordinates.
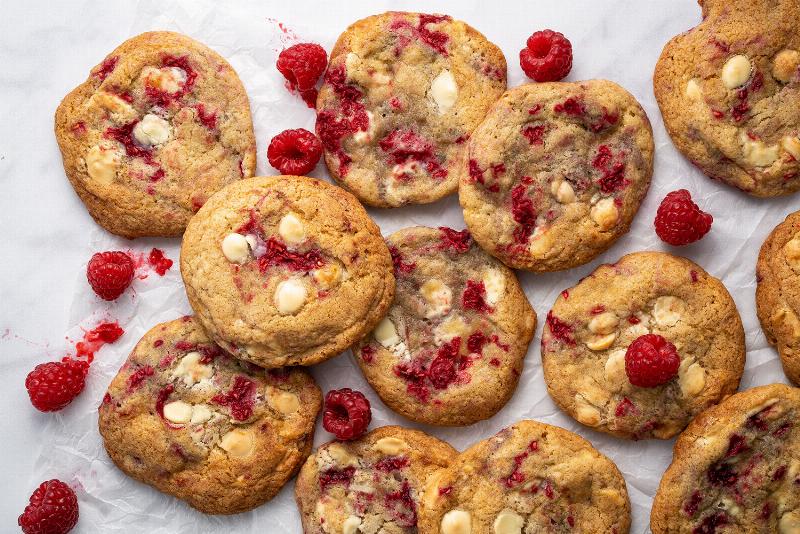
top-left (323, 388), bottom-right (371, 440)
top-left (520, 30), bottom-right (573, 82)
top-left (624, 334), bottom-right (680, 388)
top-left (276, 43), bottom-right (327, 106)
top-left (654, 189), bottom-right (713, 246)
top-left (86, 251), bottom-right (134, 301)
top-left (25, 360), bottom-right (88, 412)
top-left (18, 479), bottom-right (79, 534)
top-left (267, 128), bottom-right (323, 175)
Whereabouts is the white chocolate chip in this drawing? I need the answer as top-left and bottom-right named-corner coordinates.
top-left (482, 270), bottom-right (506, 306)
top-left (133, 113), bottom-right (171, 147)
top-left (429, 69), bottom-right (458, 114)
top-left (327, 443), bottom-right (358, 467)
top-left (85, 145), bottom-right (121, 185)
top-left (604, 349), bottom-right (627, 386)
top-left (493, 509), bottom-right (524, 534)
top-left (528, 226), bottom-right (553, 257)
top-left (190, 404), bottom-right (213, 424)
top-left (653, 296), bottom-right (685, 327)
top-left (278, 212), bottom-right (305, 244)
top-left (589, 312), bottom-right (619, 335)
top-left (90, 91), bottom-right (137, 122)
top-left (779, 511), bottom-right (800, 534)
top-left (163, 400), bottom-right (193, 424)
top-left (143, 66), bottom-right (187, 93)
top-left (434, 315), bottom-right (469, 344)
top-left (171, 352), bottom-right (214, 387)
top-left (574, 395), bottom-right (601, 427)
top-left (420, 279), bottom-right (453, 318)
top-left (721, 55), bottom-right (752, 89)
top-left (679, 362), bottom-right (706, 397)
top-left (374, 317), bottom-right (401, 348)
top-left (275, 278), bottom-right (308, 315)
top-left (590, 198), bottom-right (618, 230)
top-left (551, 180), bottom-right (576, 203)
top-left (782, 136), bottom-right (800, 160)
top-left (773, 49), bottom-right (800, 83)
top-left (685, 78), bottom-right (703, 101)
top-left (374, 437), bottom-right (407, 456)
top-left (784, 235), bottom-right (800, 265)
top-left (268, 388), bottom-right (300, 415)
top-left (740, 131), bottom-right (780, 167)
top-left (313, 263), bottom-right (344, 289)
top-left (342, 515), bottom-right (362, 534)
top-left (221, 233), bottom-right (252, 264)
top-left (441, 510), bottom-right (471, 534)
top-left (218, 429), bottom-right (255, 458)
top-left (586, 332), bottom-right (617, 351)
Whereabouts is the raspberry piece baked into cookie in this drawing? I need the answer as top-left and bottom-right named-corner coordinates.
top-left (98, 317), bottom-right (321, 514)
top-left (757, 210), bottom-right (800, 385)
top-left (654, 0), bottom-right (800, 197)
top-left (295, 426), bottom-right (457, 533)
top-left (418, 420), bottom-right (631, 533)
top-left (55, 31), bottom-right (256, 238)
top-left (353, 226), bottom-right (536, 426)
top-left (651, 384), bottom-right (800, 534)
top-left (316, 12), bottom-right (507, 207)
top-left (459, 81), bottom-right (654, 272)
top-left (542, 251), bottom-right (745, 440)
top-left (180, 176), bottom-right (395, 368)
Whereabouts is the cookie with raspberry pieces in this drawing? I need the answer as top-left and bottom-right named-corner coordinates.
top-left (98, 316), bottom-right (321, 514)
top-left (55, 31), bottom-right (256, 238)
top-left (316, 12), bottom-right (507, 207)
top-left (352, 226), bottom-right (536, 426)
top-left (541, 251), bottom-right (745, 440)
top-left (459, 81), bottom-right (654, 272)
top-left (651, 384), bottom-right (800, 534)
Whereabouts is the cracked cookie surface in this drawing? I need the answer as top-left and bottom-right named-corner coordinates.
top-left (542, 251), bottom-right (745, 440)
top-left (98, 316), bottom-right (321, 514)
top-left (55, 31), bottom-right (257, 238)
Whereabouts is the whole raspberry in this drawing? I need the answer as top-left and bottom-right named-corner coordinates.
top-left (276, 43), bottom-right (327, 106)
top-left (654, 189), bottom-right (713, 246)
top-left (86, 251), bottom-right (134, 301)
top-left (25, 360), bottom-right (88, 412)
top-left (267, 128), bottom-right (323, 175)
top-left (520, 30), bottom-right (573, 82)
top-left (323, 388), bottom-right (371, 441)
top-left (624, 334), bottom-right (680, 388)
top-left (18, 479), bottom-right (79, 534)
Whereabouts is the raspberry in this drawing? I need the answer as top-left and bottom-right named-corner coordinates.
top-left (323, 388), bottom-right (371, 440)
top-left (276, 43), bottom-right (327, 106)
top-left (86, 251), bottom-right (134, 301)
top-left (654, 189), bottom-right (713, 246)
top-left (624, 334), bottom-right (680, 388)
top-left (18, 479), bottom-right (79, 534)
top-left (520, 30), bottom-right (573, 82)
top-left (25, 360), bottom-right (88, 412)
top-left (267, 128), bottom-right (323, 175)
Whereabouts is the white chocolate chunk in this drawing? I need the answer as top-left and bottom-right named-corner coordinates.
top-left (773, 49), bottom-right (800, 83)
top-left (275, 278), bottom-right (308, 315)
top-left (589, 312), bottom-right (619, 335)
top-left (163, 400), bottom-right (193, 424)
top-left (374, 317), bottom-right (401, 347)
top-left (779, 511), bottom-right (800, 534)
top-left (784, 235), bottom-right (800, 264)
top-left (221, 233), bottom-right (251, 264)
top-left (551, 180), bottom-right (576, 203)
top-left (90, 91), bottom-right (137, 121)
top-left (604, 349), bottom-right (627, 386)
top-left (482, 270), bottom-right (506, 305)
top-left (679, 362), bottom-right (706, 397)
top-left (590, 198), bottom-right (618, 230)
top-left (133, 113), bottom-right (171, 147)
top-left (782, 136), bottom-right (800, 160)
top-left (218, 429), bottom-right (255, 458)
top-left (721, 55), bottom-right (752, 89)
top-left (528, 227), bottom-right (553, 257)
top-left (342, 515), bottom-right (362, 534)
top-left (327, 443), bottom-right (358, 467)
top-left (171, 352), bottom-right (214, 387)
top-left (420, 279), bottom-right (453, 318)
top-left (685, 78), bottom-right (703, 100)
top-left (435, 315), bottom-right (469, 344)
top-left (85, 145), bottom-right (121, 185)
top-left (190, 404), bottom-right (213, 424)
top-left (441, 510), bottom-right (471, 534)
top-left (429, 69), bottom-right (458, 114)
top-left (143, 66), bottom-right (187, 93)
top-left (740, 132), bottom-right (780, 167)
top-left (278, 212), bottom-right (305, 244)
top-left (586, 332), bottom-right (617, 351)
top-left (653, 296), bottom-right (685, 327)
top-left (268, 388), bottom-right (300, 414)
top-left (574, 395), bottom-right (601, 426)
top-left (374, 437), bottom-right (407, 456)
top-left (493, 509), bottom-right (524, 534)
top-left (313, 262), bottom-right (344, 289)
top-left (345, 53), bottom-right (360, 74)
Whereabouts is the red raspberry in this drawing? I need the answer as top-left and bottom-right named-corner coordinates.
top-left (267, 128), bottom-right (323, 175)
top-left (86, 251), bottom-right (134, 301)
top-left (624, 334), bottom-right (680, 388)
top-left (25, 360), bottom-right (88, 412)
top-left (323, 388), bottom-right (371, 441)
top-left (520, 30), bottom-right (573, 82)
top-left (276, 43), bottom-right (327, 106)
top-left (654, 189), bottom-right (713, 246)
top-left (18, 479), bottom-right (79, 534)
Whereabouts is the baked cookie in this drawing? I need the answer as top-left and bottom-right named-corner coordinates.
top-left (180, 175), bottom-right (395, 368)
top-left (651, 383), bottom-right (800, 534)
top-left (757, 210), bottom-right (800, 385)
top-left (98, 316), bottom-right (321, 514)
top-left (55, 31), bottom-right (256, 238)
top-left (418, 420), bottom-right (631, 534)
top-left (542, 251), bottom-right (745, 440)
top-left (352, 226), bottom-right (536, 426)
top-left (316, 12), bottom-right (506, 207)
top-left (295, 425), bottom-right (457, 533)
top-left (654, 0), bottom-right (800, 197)
top-left (459, 81), bottom-right (654, 272)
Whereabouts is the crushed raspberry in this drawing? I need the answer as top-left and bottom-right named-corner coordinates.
top-left (104, 121), bottom-right (154, 163)
top-left (389, 246), bottom-right (416, 276)
top-left (438, 227), bottom-right (471, 253)
top-left (520, 30), bottom-right (572, 82)
top-left (316, 66), bottom-right (369, 175)
top-left (267, 128), bottom-right (323, 175)
top-left (461, 280), bottom-right (493, 313)
top-left (592, 145), bottom-right (628, 193)
top-left (147, 248), bottom-right (173, 276)
top-left (384, 480), bottom-right (418, 527)
top-left (393, 360), bottom-right (430, 403)
top-left (546, 311), bottom-right (575, 345)
top-left (522, 124), bottom-right (546, 145)
top-left (212, 376), bottom-right (256, 421)
top-left (155, 384), bottom-right (174, 419)
top-left (83, 322), bottom-right (124, 345)
top-left (258, 237), bottom-right (324, 272)
top-left (70, 122), bottom-right (86, 136)
top-left (25, 360), bottom-right (88, 412)
top-left (725, 434), bottom-right (750, 458)
top-left (427, 337), bottom-right (462, 389)
top-left (773, 465), bottom-right (788, 481)
top-left (374, 455), bottom-right (410, 472)
top-left (323, 388), bottom-right (371, 440)
top-left (511, 183), bottom-right (537, 243)
top-left (144, 55), bottom-right (196, 106)
top-left (624, 334), bottom-right (680, 387)
top-left (319, 466), bottom-right (355, 491)
top-left (194, 103), bottom-right (217, 130)
top-left (127, 365), bottom-right (154, 392)
top-left (379, 129), bottom-right (447, 180)
top-left (390, 14), bottom-right (451, 56)
top-left (94, 56), bottom-right (118, 80)
top-left (554, 97), bottom-right (585, 116)
top-left (654, 189), bottom-right (713, 246)
top-left (683, 490), bottom-right (704, 517)
top-left (504, 440), bottom-right (539, 487)
top-left (276, 43), bottom-right (327, 108)
top-left (18, 479), bottom-right (79, 534)
top-left (614, 397), bottom-right (638, 417)
top-left (86, 251), bottom-right (135, 300)
top-left (360, 345), bottom-right (376, 363)
top-left (693, 512), bottom-right (728, 534)
top-left (468, 159), bottom-right (485, 183)
top-left (467, 331), bottom-right (489, 354)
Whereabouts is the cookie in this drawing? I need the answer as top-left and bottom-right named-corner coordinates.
top-left (316, 11), bottom-right (506, 207)
top-left (756, 210), bottom-right (800, 385)
top-left (651, 383), bottom-right (800, 534)
top-left (98, 316), bottom-right (321, 514)
top-left (180, 175), bottom-right (395, 368)
top-left (542, 251), bottom-right (745, 440)
top-left (352, 226), bottom-right (536, 426)
top-left (653, 0), bottom-right (800, 197)
top-left (418, 420), bottom-right (631, 534)
top-left (294, 425), bottom-right (457, 533)
top-left (55, 31), bottom-right (256, 238)
top-left (459, 81), bottom-right (654, 272)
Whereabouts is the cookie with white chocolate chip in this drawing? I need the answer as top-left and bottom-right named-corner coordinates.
top-left (418, 419), bottom-right (631, 534)
top-left (542, 251), bottom-right (745, 440)
top-left (654, 0), bottom-right (800, 197)
top-left (459, 81), bottom-right (654, 272)
top-left (180, 175), bottom-right (395, 368)
top-left (756, 210), bottom-right (800, 385)
top-left (353, 226), bottom-right (536, 426)
top-left (316, 12), bottom-right (507, 207)
top-left (295, 425), bottom-right (457, 534)
top-left (651, 383), bottom-right (800, 534)
top-left (98, 316), bottom-right (321, 514)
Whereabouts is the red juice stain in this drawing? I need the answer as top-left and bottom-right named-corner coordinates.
top-left (72, 322), bottom-right (124, 364)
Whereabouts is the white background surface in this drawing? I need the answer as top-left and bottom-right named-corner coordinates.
top-left (0, 0), bottom-right (796, 532)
